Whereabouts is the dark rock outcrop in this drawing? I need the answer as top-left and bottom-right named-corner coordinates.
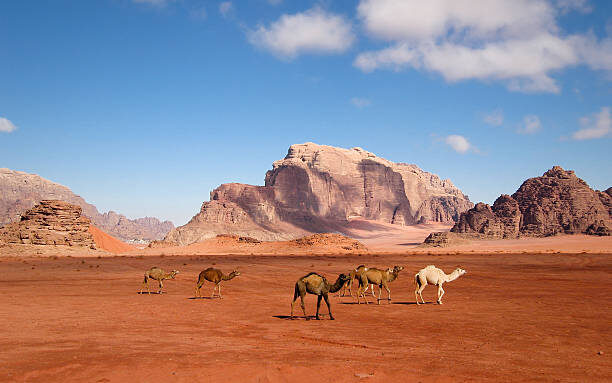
top-left (451, 166), bottom-right (612, 238)
top-left (0, 200), bottom-right (96, 247)
top-left (165, 143), bottom-right (473, 245)
top-left (0, 168), bottom-right (174, 241)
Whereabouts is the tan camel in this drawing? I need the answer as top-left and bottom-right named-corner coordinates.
top-left (357, 266), bottom-right (404, 305)
top-left (291, 272), bottom-right (350, 320)
top-left (140, 267), bottom-right (179, 294)
top-left (415, 265), bottom-right (467, 305)
top-left (338, 265), bottom-right (368, 297)
top-left (194, 267), bottom-right (241, 298)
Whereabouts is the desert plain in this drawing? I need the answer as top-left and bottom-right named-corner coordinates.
top-left (1, 228), bottom-right (611, 383)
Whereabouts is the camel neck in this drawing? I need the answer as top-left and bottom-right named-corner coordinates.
top-left (222, 273), bottom-right (235, 281)
top-left (329, 277), bottom-right (345, 293)
top-left (445, 270), bottom-right (461, 282)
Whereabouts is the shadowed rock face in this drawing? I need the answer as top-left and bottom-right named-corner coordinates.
top-left (0, 168), bottom-right (174, 241)
top-left (451, 166), bottom-right (612, 238)
top-left (0, 200), bottom-right (96, 247)
top-left (165, 143), bottom-right (473, 245)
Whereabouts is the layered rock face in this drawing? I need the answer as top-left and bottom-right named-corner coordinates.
top-left (0, 168), bottom-right (173, 241)
top-left (0, 200), bottom-right (96, 247)
top-left (451, 166), bottom-right (612, 238)
top-left (165, 143), bottom-right (472, 245)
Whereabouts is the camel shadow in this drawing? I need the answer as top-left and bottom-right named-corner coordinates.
top-left (273, 315), bottom-right (326, 321)
top-left (187, 296), bottom-right (219, 300)
top-left (392, 301), bottom-right (435, 305)
top-left (137, 291), bottom-right (163, 295)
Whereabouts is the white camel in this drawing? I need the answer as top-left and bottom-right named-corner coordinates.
top-left (414, 265), bottom-right (466, 305)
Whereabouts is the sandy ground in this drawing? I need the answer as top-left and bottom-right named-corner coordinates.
top-left (1, 251), bottom-right (610, 382)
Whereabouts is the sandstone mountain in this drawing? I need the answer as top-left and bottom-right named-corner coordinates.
top-left (164, 143), bottom-right (472, 245)
top-left (0, 168), bottom-right (174, 241)
top-left (451, 166), bottom-right (611, 238)
top-left (0, 200), bottom-right (96, 248)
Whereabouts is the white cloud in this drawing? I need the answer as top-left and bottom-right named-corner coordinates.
top-left (248, 7), bottom-right (354, 58)
top-left (518, 115), bottom-right (542, 134)
top-left (572, 107), bottom-right (611, 140)
top-left (0, 117), bottom-right (17, 133)
top-left (445, 135), bottom-right (472, 154)
top-left (483, 109), bottom-right (504, 127)
top-left (219, 1), bottom-right (233, 17)
top-left (354, 0), bottom-right (609, 93)
top-left (350, 97), bottom-right (371, 108)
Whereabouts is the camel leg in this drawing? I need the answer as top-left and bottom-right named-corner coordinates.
top-left (211, 283), bottom-right (218, 298)
top-left (384, 283), bottom-right (391, 303)
top-left (371, 284), bottom-right (376, 298)
top-left (324, 293), bottom-right (334, 320)
top-left (316, 295), bottom-right (323, 320)
top-left (300, 293), bottom-right (307, 319)
top-left (290, 288), bottom-right (298, 319)
top-left (195, 280), bottom-right (204, 298)
top-left (438, 285), bottom-right (445, 304)
top-left (158, 279), bottom-right (163, 294)
top-left (218, 283), bottom-right (222, 299)
top-left (416, 282), bottom-right (427, 304)
top-left (377, 284), bottom-right (383, 305)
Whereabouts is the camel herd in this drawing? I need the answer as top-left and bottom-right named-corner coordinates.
top-left (140, 264), bottom-right (467, 320)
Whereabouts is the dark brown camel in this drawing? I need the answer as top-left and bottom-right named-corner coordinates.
top-left (194, 267), bottom-right (241, 298)
top-left (291, 272), bottom-right (350, 320)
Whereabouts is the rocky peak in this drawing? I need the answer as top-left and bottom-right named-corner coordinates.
top-left (0, 168), bottom-right (173, 241)
top-left (451, 166), bottom-right (611, 238)
top-left (0, 200), bottom-right (96, 247)
top-left (165, 143), bottom-right (473, 245)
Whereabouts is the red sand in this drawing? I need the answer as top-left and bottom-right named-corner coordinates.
top-left (0, 252), bottom-right (610, 382)
top-left (89, 225), bottom-right (135, 254)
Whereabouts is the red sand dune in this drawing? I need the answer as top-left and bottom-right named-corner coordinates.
top-left (89, 225), bottom-right (135, 254)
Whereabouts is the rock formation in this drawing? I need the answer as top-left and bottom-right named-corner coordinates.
top-left (0, 200), bottom-right (96, 247)
top-left (165, 143), bottom-right (472, 245)
top-left (451, 166), bottom-right (611, 238)
top-left (0, 168), bottom-right (173, 241)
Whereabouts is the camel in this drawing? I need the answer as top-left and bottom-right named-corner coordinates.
top-left (415, 265), bottom-right (467, 305)
top-left (291, 272), bottom-right (350, 320)
top-left (195, 267), bottom-right (241, 298)
top-left (140, 267), bottom-right (179, 294)
top-left (357, 266), bottom-right (404, 305)
top-left (338, 265), bottom-right (368, 297)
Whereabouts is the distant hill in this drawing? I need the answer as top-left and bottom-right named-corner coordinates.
top-left (0, 168), bottom-right (173, 241)
top-left (451, 166), bottom-right (611, 238)
top-left (164, 142), bottom-right (473, 245)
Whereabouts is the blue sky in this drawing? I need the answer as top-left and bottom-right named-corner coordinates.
top-left (1, 0), bottom-right (611, 225)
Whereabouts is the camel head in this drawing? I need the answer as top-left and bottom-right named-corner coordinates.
top-left (393, 266), bottom-right (404, 273)
top-left (338, 273), bottom-right (351, 283)
top-left (454, 268), bottom-right (467, 276)
top-left (170, 270), bottom-right (179, 278)
top-left (231, 270), bottom-right (241, 277)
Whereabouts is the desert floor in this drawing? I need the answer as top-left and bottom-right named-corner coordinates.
top-left (1, 252), bottom-right (610, 382)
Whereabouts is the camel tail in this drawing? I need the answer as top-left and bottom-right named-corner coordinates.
top-left (143, 274), bottom-right (148, 284)
top-left (415, 274), bottom-right (421, 288)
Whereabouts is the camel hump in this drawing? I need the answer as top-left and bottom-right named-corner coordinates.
top-left (303, 272), bottom-right (323, 279)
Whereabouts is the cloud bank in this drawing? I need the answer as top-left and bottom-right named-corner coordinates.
top-left (354, 0), bottom-right (611, 93)
top-left (248, 7), bottom-right (354, 59)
